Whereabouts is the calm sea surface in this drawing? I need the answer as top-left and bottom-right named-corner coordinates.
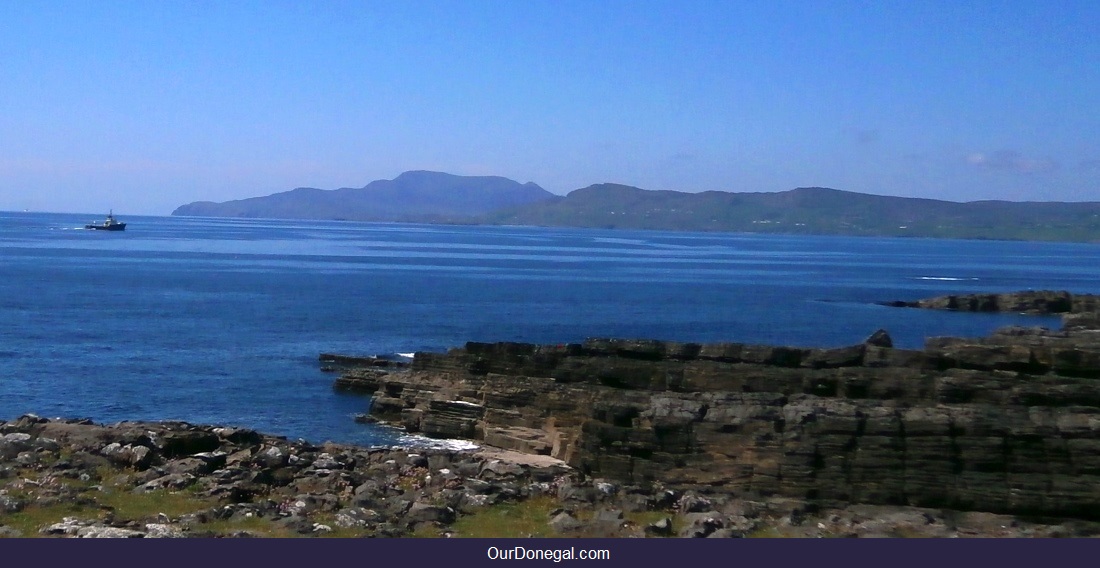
top-left (1, 211), bottom-right (1097, 446)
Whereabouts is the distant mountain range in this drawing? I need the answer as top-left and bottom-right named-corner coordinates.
top-left (171, 170), bottom-right (556, 223)
top-left (172, 171), bottom-right (1100, 242)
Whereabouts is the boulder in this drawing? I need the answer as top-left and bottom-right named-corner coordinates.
top-left (644, 517), bottom-right (674, 537)
top-left (864, 329), bottom-right (893, 348)
top-left (548, 511), bottom-right (583, 533)
top-left (404, 502), bottom-right (456, 525)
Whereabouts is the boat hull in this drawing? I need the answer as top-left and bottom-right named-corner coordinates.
top-left (85, 223), bottom-right (126, 231)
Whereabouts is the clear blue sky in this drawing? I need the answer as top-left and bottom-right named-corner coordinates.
top-left (1, 0), bottom-right (1097, 214)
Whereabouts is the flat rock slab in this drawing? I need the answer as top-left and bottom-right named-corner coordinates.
top-left (471, 447), bottom-right (571, 470)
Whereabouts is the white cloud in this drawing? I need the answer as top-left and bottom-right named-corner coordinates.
top-left (966, 149), bottom-right (1057, 174)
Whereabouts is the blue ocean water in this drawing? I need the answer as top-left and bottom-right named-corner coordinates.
top-left (1, 211), bottom-right (1097, 446)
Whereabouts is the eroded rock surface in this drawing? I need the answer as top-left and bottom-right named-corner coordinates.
top-left (339, 290), bottom-right (1100, 522)
top-left (0, 416), bottom-right (576, 538)
top-left (1, 415), bottom-right (1095, 538)
top-left (883, 290), bottom-right (1100, 315)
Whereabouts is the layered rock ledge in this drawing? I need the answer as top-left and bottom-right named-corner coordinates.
top-left (882, 289), bottom-right (1100, 315)
top-left (3, 415), bottom-right (1097, 538)
top-left (336, 290), bottom-right (1100, 523)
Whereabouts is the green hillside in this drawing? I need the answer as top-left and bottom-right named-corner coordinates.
top-left (174, 173), bottom-right (1100, 242)
top-left (484, 185), bottom-right (1100, 242)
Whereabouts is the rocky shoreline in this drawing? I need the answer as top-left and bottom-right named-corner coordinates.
top-left (881, 289), bottom-right (1100, 315)
top-left (331, 290), bottom-right (1100, 535)
top-left (2, 415), bottom-right (1099, 538)
top-left (5, 290), bottom-right (1100, 538)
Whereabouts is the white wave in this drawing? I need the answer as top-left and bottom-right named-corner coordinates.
top-left (395, 352), bottom-right (416, 359)
top-left (912, 276), bottom-right (980, 281)
top-left (390, 435), bottom-right (480, 451)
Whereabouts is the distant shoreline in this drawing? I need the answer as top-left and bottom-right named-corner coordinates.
top-left (167, 171), bottom-right (1100, 244)
top-left (7, 209), bottom-right (1100, 244)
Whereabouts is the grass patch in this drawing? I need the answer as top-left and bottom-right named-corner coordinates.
top-left (95, 487), bottom-right (217, 522)
top-left (624, 509), bottom-right (678, 535)
top-left (747, 526), bottom-right (800, 538)
top-left (197, 512), bottom-right (375, 538)
top-left (192, 515), bottom-right (300, 538)
top-left (447, 495), bottom-right (560, 538)
top-left (0, 484), bottom-right (219, 537)
top-left (431, 497), bottom-right (680, 538)
top-left (0, 502), bottom-right (92, 537)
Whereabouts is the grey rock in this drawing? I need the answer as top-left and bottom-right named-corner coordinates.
top-left (312, 453), bottom-right (342, 470)
top-left (706, 528), bottom-right (746, 538)
top-left (677, 492), bottom-right (713, 513)
top-left (134, 473), bottom-right (195, 493)
top-left (645, 517), bottom-right (674, 537)
top-left (100, 443), bottom-right (154, 469)
top-left (679, 512), bottom-right (725, 538)
top-left (76, 526), bottom-right (145, 538)
top-left (405, 502), bottom-right (456, 525)
top-left (548, 511), bottom-right (583, 533)
top-left (865, 329), bottom-right (893, 348)
top-left (595, 481), bottom-right (619, 496)
top-left (480, 459), bottom-right (524, 478)
top-left (41, 517), bottom-right (90, 536)
top-left (162, 457), bottom-right (215, 476)
top-left (0, 494), bottom-right (26, 514)
top-left (0, 433), bottom-right (33, 459)
top-left (143, 523), bottom-right (185, 538)
top-left (254, 445), bottom-right (288, 468)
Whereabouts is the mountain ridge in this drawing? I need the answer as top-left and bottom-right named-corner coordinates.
top-left (172, 172), bottom-right (1100, 242)
top-left (485, 183), bottom-right (1100, 241)
top-left (172, 170), bottom-right (556, 222)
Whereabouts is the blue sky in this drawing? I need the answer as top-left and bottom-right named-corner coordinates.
top-left (1, 0), bottom-right (1097, 214)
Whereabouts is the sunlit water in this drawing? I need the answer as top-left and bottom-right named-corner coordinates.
top-left (1, 212), bottom-right (1096, 445)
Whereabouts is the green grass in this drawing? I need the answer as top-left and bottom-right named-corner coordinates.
top-left (190, 515), bottom-right (300, 538)
top-left (0, 466), bottom-right (220, 537)
top-left (95, 487), bottom-right (217, 522)
top-left (0, 488), bottom-right (220, 537)
top-left (0, 502), bottom-right (93, 537)
top-left (2, 463), bottom-right (681, 539)
top-left (747, 526), bottom-right (790, 538)
top-left (441, 495), bottom-right (680, 538)
top-left (621, 509), bottom-right (678, 535)
top-left (447, 495), bottom-right (560, 538)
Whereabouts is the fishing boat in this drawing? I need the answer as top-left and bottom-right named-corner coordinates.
top-left (85, 211), bottom-right (126, 231)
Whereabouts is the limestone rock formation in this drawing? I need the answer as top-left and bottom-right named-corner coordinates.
top-left (884, 290), bottom-right (1100, 314)
top-left (1, 416), bottom-right (1097, 537)
top-left (0, 416), bottom-right (574, 538)
top-left (340, 290), bottom-right (1100, 521)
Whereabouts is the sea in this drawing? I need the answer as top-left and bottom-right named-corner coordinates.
top-left (1, 211), bottom-right (1097, 447)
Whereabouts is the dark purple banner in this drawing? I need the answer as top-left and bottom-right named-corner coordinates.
top-left (2, 538), bottom-right (1093, 568)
